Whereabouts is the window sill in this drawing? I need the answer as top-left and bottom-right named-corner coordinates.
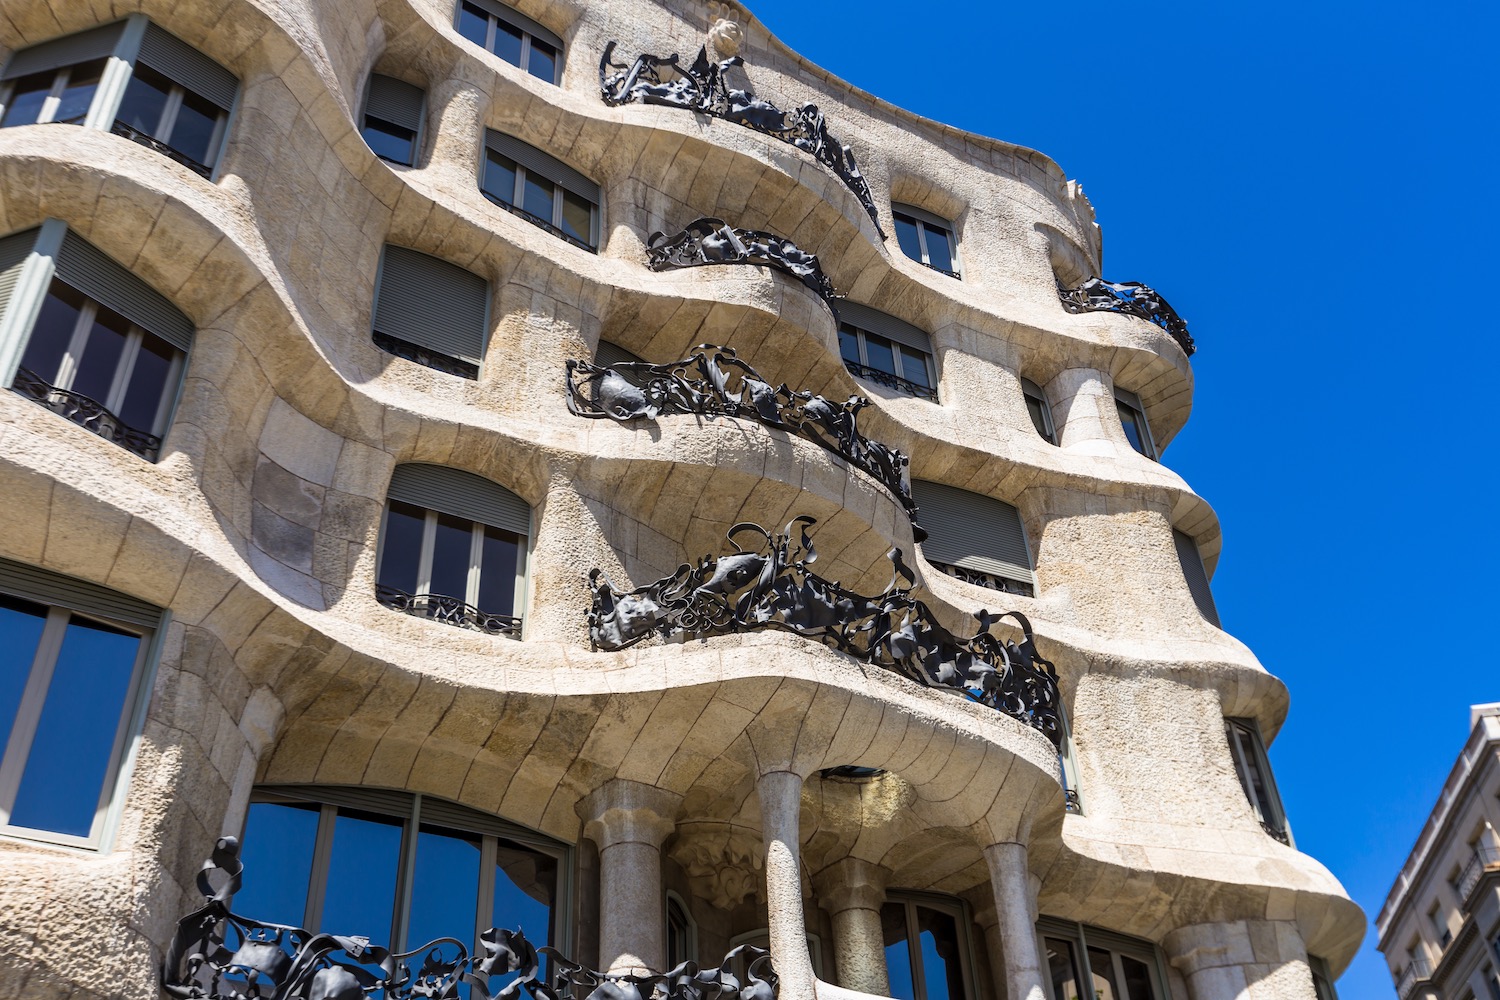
top-left (373, 332), bottom-right (479, 379)
top-left (375, 585), bottom-right (521, 637)
top-left (481, 192), bottom-right (597, 253)
top-left (109, 120), bottom-right (212, 178)
top-left (11, 368), bottom-right (161, 461)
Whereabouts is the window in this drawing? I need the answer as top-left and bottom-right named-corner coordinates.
top-left (891, 204), bottom-right (960, 279)
top-left (372, 245), bottom-right (490, 378)
top-left (1172, 529), bottom-right (1220, 628)
top-left (482, 130), bottom-right (600, 251)
top-left (837, 301), bottom-right (937, 400)
top-left (456, 0), bottom-right (562, 84)
top-left (1059, 704), bottom-right (1082, 815)
top-left (912, 480), bottom-right (1035, 597)
top-left (1021, 377), bottom-right (1057, 444)
top-left (236, 787), bottom-right (568, 969)
top-left (882, 895), bottom-right (975, 1000)
top-left (666, 891), bottom-right (697, 970)
top-left (0, 19), bottom-right (238, 177)
top-left (1114, 387), bottom-right (1157, 460)
top-left (377, 464), bottom-right (530, 636)
top-left (1309, 956), bottom-right (1338, 1000)
top-left (0, 556), bottom-right (161, 849)
top-left (1040, 919), bottom-right (1168, 1000)
top-left (0, 223), bottom-right (193, 462)
top-left (361, 74), bottom-right (425, 166)
top-left (1225, 717), bottom-right (1289, 844)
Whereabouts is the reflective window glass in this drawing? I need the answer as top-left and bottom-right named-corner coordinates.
top-left (234, 801), bottom-right (320, 924)
top-left (0, 594), bottom-right (48, 758)
top-left (528, 39), bottom-right (557, 83)
top-left (915, 906), bottom-right (965, 1000)
top-left (409, 824), bottom-right (483, 950)
top-left (169, 87), bottom-right (222, 165)
top-left (477, 527), bottom-right (520, 619)
top-left (863, 333), bottom-right (895, 376)
top-left (1, 70), bottom-right (56, 127)
top-left (922, 221), bottom-right (955, 273)
top-left (69, 301), bottom-right (133, 405)
top-left (363, 116), bottom-right (417, 165)
top-left (1120, 954), bottom-right (1155, 1000)
top-left (522, 172), bottom-right (554, 223)
top-left (378, 500), bottom-right (427, 594)
top-left (1088, 946), bottom-right (1121, 1000)
top-left (838, 325), bottom-right (861, 366)
top-left (1026, 394), bottom-right (1052, 440)
top-left (321, 807), bottom-right (404, 939)
top-left (1116, 400), bottom-right (1147, 455)
top-left (1045, 937), bottom-right (1082, 1000)
top-left (493, 836), bottom-right (556, 946)
top-left (561, 189), bottom-right (592, 246)
top-left (18, 282), bottom-right (86, 382)
top-left (116, 64), bottom-right (173, 136)
top-left (483, 151), bottom-right (518, 206)
top-left (53, 60), bottom-right (104, 125)
top-left (899, 346), bottom-right (932, 388)
top-left (882, 901), bottom-right (917, 1000)
top-left (457, 3), bottom-right (490, 47)
top-left (493, 21), bottom-right (525, 67)
top-left (893, 214), bottom-right (922, 263)
top-left (118, 330), bottom-right (176, 433)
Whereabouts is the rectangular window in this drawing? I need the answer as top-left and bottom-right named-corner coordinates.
top-left (1021, 376), bottom-right (1057, 444)
top-left (837, 301), bottom-right (938, 401)
top-left (882, 897), bottom-right (974, 1000)
top-left (1225, 717), bottom-right (1290, 844)
top-left (1114, 386), bottom-right (1158, 460)
top-left (891, 204), bottom-right (960, 279)
top-left (482, 131), bottom-right (600, 252)
top-left (0, 559), bottom-right (160, 849)
top-left (372, 244), bottom-right (490, 378)
top-left (361, 74), bottom-right (425, 166)
top-left (0, 58), bottom-right (106, 127)
top-left (1172, 529), bottom-right (1220, 628)
top-left (912, 479), bottom-right (1035, 597)
top-left (1309, 955), bottom-right (1339, 1000)
top-left (456, 0), bottom-right (563, 84)
top-left (1039, 920), bottom-right (1167, 1000)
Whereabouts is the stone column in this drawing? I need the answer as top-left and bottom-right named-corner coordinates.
top-left (813, 858), bottom-right (890, 995)
top-left (964, 891), bottom-right (1009, 1000)
top-left (1163, 920), bottom-right (1318, 1000)
top-left (982, 842), bottom-right (1045, 1000)
top-left (759, 770), bottom-right (816, 997)
top-left (1046, 368), bottom-right (1118, 454)
top-left (582, 779), bottom-right (682, 976)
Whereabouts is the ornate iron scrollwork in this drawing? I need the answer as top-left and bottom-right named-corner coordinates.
top-left (565, 345), bottom-right (920, 534)
top-left (110, 119), bottom-right (212, 177)
top-left (376, 584), bottom-right (522, 636)
top-left (374, 332), bottom-right (480, 379)
top-left (647, 218), bottom-right (837, 307)
top-left (165, 837), bottom-right (779, 1000)
top-left (587, 516), bottom-right (1062, 748)
top-left (929, 562), bottom-right (1034, 598)
top-left (11, 366), bottom-right (163, 460)
top-left (1058, 277), bottom-right (1195, 356)
top-left (599, 42), bottom-right (883, 236)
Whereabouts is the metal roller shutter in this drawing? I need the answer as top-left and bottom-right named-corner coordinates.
top-left (2, 24), bottom-right (124, 80)
top-left (54, 231), bottom-right (194, 352)
top-left (136, 23), bottom-right (238, 111)
top-left (373, 246), bottom-right (489, 365)
top-left (0, 228), bottom-right (38, 325)
top-left (1173, 529), bottom-right (1221, 627)
top-left (0, 555), bottom-right (161, 628)
top-left (388, 463), bottom-right (531, 537)
top-left (593, 340), bottom-right (644, 368)
top-left (838, 300), bottom-right (932, 354)
top-left (912, 480), bottom-right (1034, 586)
top-left (364, 74), bottom-right (424, 133)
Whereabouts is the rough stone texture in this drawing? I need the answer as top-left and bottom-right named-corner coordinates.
top-left (0, 0), bottom-right (1361, 998)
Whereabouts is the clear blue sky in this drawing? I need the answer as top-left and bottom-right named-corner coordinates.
top-left (745, 1), bottom-right (1498, 996)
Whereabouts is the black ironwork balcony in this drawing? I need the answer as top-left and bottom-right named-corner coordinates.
top-left (1260, 819), bottom-right (1291, 845)
top-left (647, 218), bottom-right (837, 308)
top-left (842, 361), bottom-right (938, 401)
top-left (930, 561), bottom-right (1034, 598)
top-left (588, 516), bottom-right (1063, 749)
top-left (165, 837), bottom-right (779, 1000)
top-left (1059, 277), bottom-right (1194, 356)
top-left (376, 585), bottom-right (521, 637)
top-left (480, 191), bottom-right (597, 253)
top-left (917, 260), bottom-right (961, 280)
top-left (1395, 959), bottom-right (1432, 1000)
top-left (373, 332), bottom-right (479, 379)
top-left (1459, 844), bottom-right (1500, 902)
top-left (110, 119), bottom-right (212, 178)
top-left (11, 366), bottom-right (161, 461)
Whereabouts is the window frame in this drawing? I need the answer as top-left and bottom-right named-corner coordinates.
top-left (880, 891), bottom-right (979, 1000)
top-left (0, 564), bottom-right (164, 852)
top-left (665, 889), bottom-right (698, 970)
top-left (243, 786), bottom-right (572, 956)
top-left (1020, 376), bottom-right (1057, 444)
top-left (1038, 918), bottom-right (1172, 1000)
top-left (0, 59), bottom-right (106, 127)
top-left (455, 1), bottom-right (563, 85)
top-left (1113, 386), bottom-right (1158, 460)
top-left (1309, 955), bottom-right (1339, 1000)
top-left (1224, 717), bottom-right (1291, 845)
top-left (359, 74), bottom-right (425, 168)
top-left (891, 204), bottom-right (961, 279)
top-left (838, 321), bottom-right (937, 401)
top-left (113, 62), bottom-right (230, 175)
top-left (481, 137), bottom-right (600, 252)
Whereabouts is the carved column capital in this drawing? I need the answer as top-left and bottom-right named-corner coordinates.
top-left (812, 857), bottom-right (890, 915)
top-left (1163, 920), bottom-right (1316, 1000)
top-left (581, 778), bottom-right (681, 849)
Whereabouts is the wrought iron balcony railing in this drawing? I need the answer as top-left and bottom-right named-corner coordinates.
top-left (917, 260), bottom-right (961, 280)
top-left (480, 192), bottom-right (597, 253)
top-left (1059, 276), bottom-right (1195, 356)
top-left (1395, 958), bottom-right (1432, 1000)
top-left (375, 585), bottom-right (521, 637)
top-left (373, 332), bottom-right (479, 379)
top-left (1261, 819), bottom-right (1291, 846)
top-left (930, 561), bottom-right (1034, 598)
top-left (110, 119), bottom-right (212, 177)
top-left (11, 366), bottom-right (161, 460)
top-left (842, 361), bottom-right (938, 401)
top-left (1459, 844), bottom-right (1500, 902)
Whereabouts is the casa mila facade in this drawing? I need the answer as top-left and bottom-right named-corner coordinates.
top-left (0, 1), bottom-right (1363, 999)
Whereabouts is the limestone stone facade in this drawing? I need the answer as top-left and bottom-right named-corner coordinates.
top-left (0, 1), bottom-right (1363, 999)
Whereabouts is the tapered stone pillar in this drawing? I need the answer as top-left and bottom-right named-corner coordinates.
top-left (1163, 920), bottom-right (1318, 1000)
top-left (582, 779), bottom-right (682, 976)
top-left (983, 841), bottom-right (1045, 1000)
top-left (759, 770), bottom-right (816, 998)
top-left (814, 858), bottom-right (890, 995)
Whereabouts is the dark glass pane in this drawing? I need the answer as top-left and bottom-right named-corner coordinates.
top-left (1045, 938), bottom-right (1082, 1000)
top-left (362, 116), bottom-right (417, 165)
top-left (407, 824), bottom-right (481, 951)
top-left (899, 347), bottom-right (932, 389)
top-left (881, 902), bottom-right (916, 1000)
top-left (893, 214), bottom-right (923, 263)
top-left (477, 527), bottom-right (519, 619)
top-left (168, 88), bottom-right (222, 166)
top-left (489, 838), bottom-right (556, 984)
top-left (117, 331), bottom-right (177, 434)
top-left (666, 898), bottom-right (689, 969)
top-left (1026, 395), bottom-right (1052, 441)
top-left (863, 333), bottom-right (896, 376)
top-left (236, 801), bottom-right (321, 926)
top-left (1117, 400), bottom-right (1147, 455)
top-left (1120, 954), bottom-right (1157, 1000)
top-left (482, 150), bottom-right (517, 206)
top-left (493, 21), bottom-right (524, 68)
top-left (915, 906), bottom-right (965, 1000)
top-left (70, 301), bottom-right (132, 405)
top-left (9, 615), bottom-right (138, 837)
top-left (115, 64), bottom-right (173, 136)
top-left (527, 39), bottom-right (557, 84)
top-left (1088, 946), bottom-right (1121, 1000)
top-left (0, 594), bottom-right (48, 767)
top-left (429, 512), bottom-right (473, 602)
top-left (1, 70), bottom-right (55, 128)
top-left (457, 3), bottom-right (490, 47)
top-left (53, 59), bottom-right (104, 125)
top-left (838, 326), bottom-right (861, 365)
top-left (321, 807), bottom-right (403, 940)
top-left (922, 222), bottom-right (955, 274)
top-left (378, 500), bottom-right (427, 594)
top-left (18, 282), bottom-right (87, 383)
top-left (561, 189), bottom-right (592, 246)
top-left (522, 172), bottom-right (554, 224)
top-left (1233, 725), bottom-right (1275, 821)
